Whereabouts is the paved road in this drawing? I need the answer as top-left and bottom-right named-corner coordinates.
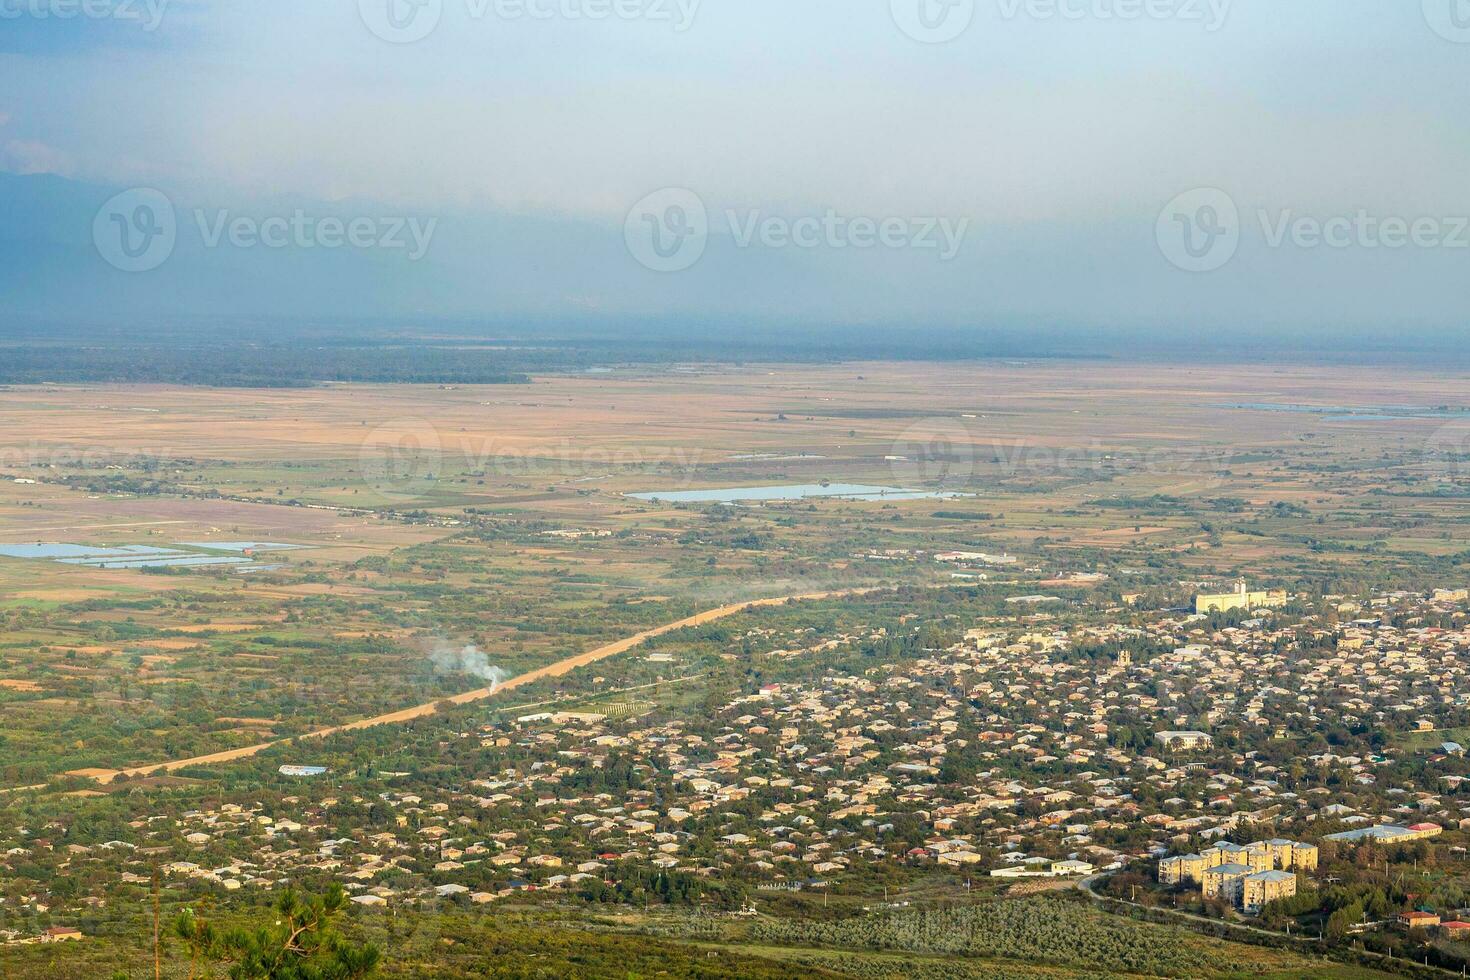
top-left (81, 587), bottom-right (874, 783)
top-left (1076, 873), bottom-right (1315, 941)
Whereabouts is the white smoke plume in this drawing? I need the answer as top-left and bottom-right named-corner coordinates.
top-left (429, 640), bottom-right (510, 692)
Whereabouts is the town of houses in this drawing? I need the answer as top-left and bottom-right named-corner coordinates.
top-left (7, 583), bottom-right (1470, 946)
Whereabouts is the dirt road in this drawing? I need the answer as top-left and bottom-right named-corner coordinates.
top-left (84, 588), bottom-right (870, 783)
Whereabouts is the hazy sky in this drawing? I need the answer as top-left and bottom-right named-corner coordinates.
top-left (4, 0), bottom-right (1469, 328)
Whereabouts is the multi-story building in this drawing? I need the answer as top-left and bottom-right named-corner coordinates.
top-left (1287, 842), bottom-right (1319, 871)
top-left (1195, 581), bottom-right (1289, 614)
top-left (1158, 853), bottom-right (1207, 884)
top-left (1155, 730), bottom-right (1212, 751)
top-left (1201, 863), bottom-right (1252, 904)
top-left (1160, 838), bottom-right (1317, 911)
top-left (1242, 870), bottom-right (1297, 913)
top-left (1203, 841), bottom-right (1273, 872)
top-left (1166, 838), bottom-right (1315, 883)
top-left (1323, 822), bottom-right (1442, 845)
top-left (1254, 839), bottom-right (1318, 871)
top-left (1401, 911), bottom-right (1441, 930)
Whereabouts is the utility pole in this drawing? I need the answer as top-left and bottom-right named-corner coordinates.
top-left (152, 865), bottom-right (161, 980)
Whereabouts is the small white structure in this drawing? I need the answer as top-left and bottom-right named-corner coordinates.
top-left (989, 859), bottom-right (1094, 879)
top-left (1155, 731), bottom-right (1212, 751)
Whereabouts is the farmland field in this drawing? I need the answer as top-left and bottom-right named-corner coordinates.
top-left (2, 360), bottom-right (1469, 783)
top-left (2, 359), bottom-right (1469, 978)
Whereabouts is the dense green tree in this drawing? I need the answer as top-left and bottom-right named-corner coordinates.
top-left (174, 885), bottom-right (379, 979)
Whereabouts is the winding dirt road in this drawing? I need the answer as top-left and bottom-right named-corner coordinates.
top-left (83, 588), bottom-right (871, 783)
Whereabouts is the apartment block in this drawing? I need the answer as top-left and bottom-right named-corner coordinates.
top-left (1242, 870), bottom-right (1297, 913)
